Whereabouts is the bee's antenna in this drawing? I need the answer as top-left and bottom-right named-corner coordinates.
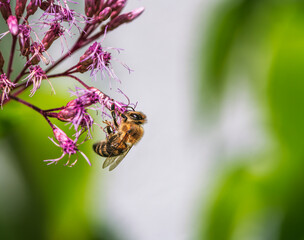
top-left (125, 105), bottom-right (135, 111)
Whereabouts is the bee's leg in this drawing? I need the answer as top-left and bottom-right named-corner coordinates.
top-left (105, 125), bottom-right (113, 135)
top-left (121, 113), bottom-right (127, 122)
top-left (111, 104), bottom-right (119, 128)
top-left (102, 120), bottom-right (114, 139)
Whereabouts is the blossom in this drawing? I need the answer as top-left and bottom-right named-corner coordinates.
top-left (18, 24), bottom-right (32, 56)
top-left (23, 65), bottom-right (55, 96)
top-left (57, 99), bottom-right (95, 136)
top-left (77, 41), bottom-right (132, 83)
top-left (40, 0), bottom-right (85, 32)
top-left (41, 22), bottom-right (65, 51)
top-left (77, 42), bottom-right (113, 78)
top-left (44, 87), bottom-right (100, 139)
top-left (28, 42), bottom-right (51, 65)
top-left (0, 73), bottom-right (15, 106)
top-left (45, 126), bottom-right (91, 167)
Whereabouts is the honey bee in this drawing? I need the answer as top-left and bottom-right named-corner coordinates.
top-left (93, 105), bottom-right (147, 171)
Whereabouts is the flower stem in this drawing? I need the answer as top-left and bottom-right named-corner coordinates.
top-left (47, 73), bottom-right (90, 89)
top-left (13, 63), bottom-right (30, 83)
top-left (7, 36), bottom-right (17, 79)
top-left (9, 95), bottom-right (55, 129)
top-left (45, 44), bottom-right (81, 74)
top-left (44, 106), bottom-right (65, 112)
top-left (66, 74), bottom-right (90, 89)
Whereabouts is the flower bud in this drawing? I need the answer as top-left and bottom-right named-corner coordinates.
top-left (7, 15), bottom-right (19, 36)
top-left (107, 7), bottom-right (144, 31)
top-left (110, 0), bottom-right (127, 19)
top-left (95, 0), bottom-right (104, 15)
top-left (15, 0), bottom-right (27, 18)
top-left (26, 0), bottom-right (39, 17)
top-left (56, 89), bottom-right (99, 123)
top-left (77, 50), bottom-right (94, 73)
top-left (0, 1), bottom-right (12, 21)
top-left (57, 106), bottom-right (78, 122)
top-left (39, 1), bottom-right (50, 11)
top-left (77, 43), bottom-right (100, 73)
top-left (98, 7), bottom-right (111, 22)
top-left (85, 0), bottom-right (95, 17)
top-left (18, 25), bottom-right (31, 56)
top-left (42, 23), bottom-right (64, 50)
top-left (106, 0), bottom-right (116, 7)
top-left (85, 0), bottom-right (105, 17)
top-left (77, 42), bottom-right (112, 74)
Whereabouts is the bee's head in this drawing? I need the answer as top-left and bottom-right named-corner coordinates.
top-left (123, 111), bottom-right (147, 124)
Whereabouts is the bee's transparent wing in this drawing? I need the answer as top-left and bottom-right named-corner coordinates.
top-left (108, 147), bottom-right (132, 171)
top-left (102, 156), bottom-right (117, 169)
top-left (102, 134), bottom-right (123, 169)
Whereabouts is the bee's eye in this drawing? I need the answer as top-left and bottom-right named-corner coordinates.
top-left (131, 113), bottom-right (141, 120)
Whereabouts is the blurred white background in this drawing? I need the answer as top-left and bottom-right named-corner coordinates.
top-left (93, 1), bottom-right (213, 239)
top-left (88, 1), bottom-right (264, 240)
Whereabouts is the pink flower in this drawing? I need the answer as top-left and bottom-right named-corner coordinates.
top-left (0, 73), bottom-right (15, 107)
top-left (77, 42), bottom-right (113, 77)
top-left (23, 65), bottom-right (55, 96)
top-left (18, 24), bottom-right (32, 56)
top-left (45, 126), bottom-right (91, 167)
top-left (56, 97), bottom-right (96, 137)
top-left (40, 0), bottom-right (85, 32)
top-left (77, 40), bottom-right (132, 83)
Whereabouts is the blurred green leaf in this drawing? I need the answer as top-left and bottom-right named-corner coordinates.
top-left (197, 1), bottom-right (304, 240)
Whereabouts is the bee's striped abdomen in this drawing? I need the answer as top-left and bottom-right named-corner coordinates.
top-left (93, 134), bottom-right (126, 157)
top-left (93, 141), bottom-right (110, 157)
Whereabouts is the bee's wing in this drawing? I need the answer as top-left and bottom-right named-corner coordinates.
top-left (101, 134), bottom-right (123, 168)
top-left (102, 156), bottom-right (117, 169)
top-left (108, 146), bottom-right (132, 171)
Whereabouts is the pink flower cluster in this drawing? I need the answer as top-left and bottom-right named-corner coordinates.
top-left (0, 0), bottom-right (144, 166)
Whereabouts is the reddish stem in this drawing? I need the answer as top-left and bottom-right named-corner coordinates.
top-left (9, 95), bottom-right (55, 129)
top-left (45, 43), bottom-right (81, 74)
top-left (7, 36), bottom-right (17, 79)
top-left (66, 74), bottom-right (90, 89)
top-left (44, 106), bottom-right (65, 112)
top-left (47, 73), bottom-right (90, 89)
top-left (13, 63), bottom-right (30, 83)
